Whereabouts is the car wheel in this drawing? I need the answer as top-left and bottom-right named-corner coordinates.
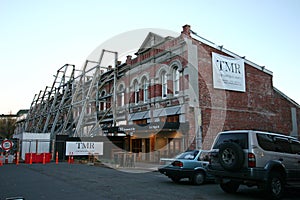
top-left (220, 181), bottom-right (240, 193)
top-left (171, 177), bottom-right (181, 183)
top-left (218, 142), bottom-right (244, 171)
top-left (192, 171), bottom-right (205, 185)
top-left (265, 172), bottom-right (284, 199)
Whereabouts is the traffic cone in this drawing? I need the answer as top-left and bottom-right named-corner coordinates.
top-left (71, 152), bottom-right (74, 164)
top-left (55, 151), bottom-right (59, 164)
top-left (29, 153), bottom-right (33, 165)
top-left (42, 153), bottom-right (46, 165)
top-left (0, 153), bottom-right (3, 166)
top-left (0, 152), bottom-right (3, 166)
top-left (16, 152), bottom-right (19, 166)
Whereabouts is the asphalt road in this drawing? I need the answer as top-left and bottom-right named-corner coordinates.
top-left (0, 163), bottom-right (299, 200)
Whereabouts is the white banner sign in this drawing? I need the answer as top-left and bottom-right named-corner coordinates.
top-left (212, 52), bottom-right (246, 92)
top-left (66, 142), bottom-right (103, 156)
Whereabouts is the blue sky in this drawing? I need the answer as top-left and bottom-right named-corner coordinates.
top-left (0, 0), bottom-right (299, 114)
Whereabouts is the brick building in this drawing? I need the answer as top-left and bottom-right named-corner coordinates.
top-left (94, 24), bottom-right (299, 161)
top-left (22, 25), bottom-right (300, 162)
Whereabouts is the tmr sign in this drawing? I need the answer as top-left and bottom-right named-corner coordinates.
top-left (65, 141), bottom-right (103, 156)
top-left (212, 52), bottom-right (246, 92)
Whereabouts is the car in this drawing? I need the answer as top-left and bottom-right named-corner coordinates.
top-left (208, 130), bottom-right (300, 199)
top-left (158, 150), bottom-right (214, 185)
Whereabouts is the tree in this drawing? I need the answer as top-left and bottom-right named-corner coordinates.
top-left (0, 117), bottom-right (16, 139)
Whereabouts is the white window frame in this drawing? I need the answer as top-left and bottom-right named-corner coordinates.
top-left (143, 78), bottom-right (148, 103)
top-left (161, 71), bottom-right (167, 99)
top-left (173, 67), bottom-right (180, 96)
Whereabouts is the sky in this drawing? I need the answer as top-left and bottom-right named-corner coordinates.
top-left (0, 0), bottom-right (299, 114)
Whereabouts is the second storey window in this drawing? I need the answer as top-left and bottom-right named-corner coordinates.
top-left (143, 78), bottom-right (148, 103)
top-left (134, 81), bottom-right (139, 104)
top-left (118, 84), bottom-right (125, 107)
top-left (161, 71), bottom-right (167, 98)
top-left (173, 67), bottom-right (180, 95)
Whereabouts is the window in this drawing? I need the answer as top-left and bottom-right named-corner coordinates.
top-left (213, 133), bottom-right (248, 149)
top-left (118, 85), bottom-right (125, 107)
top-left (134, 81), bottom-right (139, 104)
top-left (142, 78), bottom-right (148, 103)
top-left (173, 67), bottom-right (180, 96)
top-left (291, 140), bottom-right (300, 154)
top-left (161, 71), bottom-right (167, 98)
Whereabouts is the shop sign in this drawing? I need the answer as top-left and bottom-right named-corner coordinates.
top-left (212, 52), bottom-right (246, 92)
top-left (65, 142), bottom-right (103, 156)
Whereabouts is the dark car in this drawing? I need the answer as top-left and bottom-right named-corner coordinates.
top-left (158, 150), bottom-right (214, 185)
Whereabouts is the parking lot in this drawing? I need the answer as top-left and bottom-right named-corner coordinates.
top-left (1, 162), bottom-right (300, 200)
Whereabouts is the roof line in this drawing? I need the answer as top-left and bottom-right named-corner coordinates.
top-left (273, 87), bottom-right (300, 108)
top-left (190, 30), bottom-right (273, 76)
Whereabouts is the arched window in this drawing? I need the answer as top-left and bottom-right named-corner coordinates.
top-left (173, 66), bottom-right (180, 96)
top-left (161, 71), bottom-right (167, 98)
top-left (134, 80), bottom-right (139, 104)
top-left (142, 78), bottom-right (148, 103)
top-left (118, 84), bottom-right (125, 107)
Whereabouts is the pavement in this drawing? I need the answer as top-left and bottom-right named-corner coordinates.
top-left (100, 161), bottom-right (161, 173)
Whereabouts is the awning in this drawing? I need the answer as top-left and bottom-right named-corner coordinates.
top-left (153, 106), bottom-right (182, 117)
top-left (129, 111), bottom-right (149, 120)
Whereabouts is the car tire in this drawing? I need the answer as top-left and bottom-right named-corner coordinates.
top-left (265, 172), bottom-right (284, 200)
top-left (192, 171), bottom-right (205, 185)
top-left (171, 177), bottom-right (181, 183)
top-left (220, 181), bottom-right (240, 193)
top-left (218, 142), bottom-right (244, 171)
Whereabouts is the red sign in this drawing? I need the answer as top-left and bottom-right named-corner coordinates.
top-left (1, 140), bottom-right (13, 151)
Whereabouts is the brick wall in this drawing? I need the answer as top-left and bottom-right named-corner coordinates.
top-left (195, 39), bottom-right (300, 149)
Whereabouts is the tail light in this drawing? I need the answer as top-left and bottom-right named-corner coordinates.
top-left (248, 153), bottom-right (256, 168)
top-left (172, 161), bottom-right (183, 167)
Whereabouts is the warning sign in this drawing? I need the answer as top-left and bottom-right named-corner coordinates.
top-left (1, 140), bottom-right (13, 151)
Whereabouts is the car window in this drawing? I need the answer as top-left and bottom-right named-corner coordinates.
top-left (213, 133), bottom-right (248, 149)
top-left (198, 151), bottom-right (210, 161)
top-left (274, 137), bottom-right (292, 153)
top-left (177, 150), bottom-right (199, 160)
top-left (257, 133), bottom-right (276, 151)
top-left (257, 133), bottom-right (294, 154)
top-left (291, 140), bottom-right (300, 154)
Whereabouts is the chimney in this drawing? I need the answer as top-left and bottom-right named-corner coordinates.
top-left (126, 55), bottom-right (132, 65)
top-left (181, 24), bottom-right (191, 38)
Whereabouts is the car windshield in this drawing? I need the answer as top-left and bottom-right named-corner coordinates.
top-left (176, 150), bottom-right (199, 160)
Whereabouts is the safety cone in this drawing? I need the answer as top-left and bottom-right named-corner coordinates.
top-left (29, 153), bottom-right (33, 165)
top-left (68, 155), bottom-right (71, 164)
top-left (0, 154), bottom-right (3, 166)
top-left (42, 153), bottom-right (46, 165)
top-left (55, 151), bottom-right (59, 164)
top-left (16, 152), bottom-right (19, 166)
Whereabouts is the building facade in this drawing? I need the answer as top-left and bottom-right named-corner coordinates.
top-left (21, 25), bottom-right (300, 162)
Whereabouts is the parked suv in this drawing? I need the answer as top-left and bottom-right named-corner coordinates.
top-left (208, 130), bottom-right (300, 199)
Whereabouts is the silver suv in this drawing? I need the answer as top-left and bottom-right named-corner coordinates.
top-left (208, 130), bottom-right (300, 199)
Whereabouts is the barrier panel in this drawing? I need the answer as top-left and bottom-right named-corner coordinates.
top-left (25, 153), bottom-right (51, 164)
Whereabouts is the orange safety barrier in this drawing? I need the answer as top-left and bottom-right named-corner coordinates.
top-left (25, 153), bottom-right (52, 164)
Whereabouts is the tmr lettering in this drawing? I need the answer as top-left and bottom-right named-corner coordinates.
top-left (216, 59), bottom-right (241, 74)
top-left (76, 142), bottom-right (95, 149)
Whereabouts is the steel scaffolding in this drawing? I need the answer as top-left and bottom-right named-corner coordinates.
top-left (24, 49), bottom-right (119, 138)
